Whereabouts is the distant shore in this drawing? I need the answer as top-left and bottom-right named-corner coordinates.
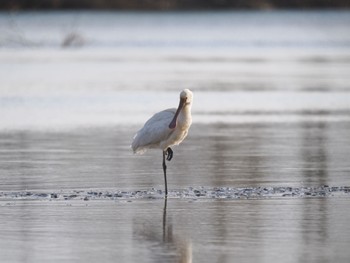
top-left (1, 0), bottom-right (350, 11)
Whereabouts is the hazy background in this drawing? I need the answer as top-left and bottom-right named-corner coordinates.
top-left (1, 0), bottom-right (350, 10)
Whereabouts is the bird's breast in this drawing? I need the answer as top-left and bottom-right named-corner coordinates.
top-left (177, 107), bottom-right (192, 128)
top-left (160, 109), bottom-right (192, 150)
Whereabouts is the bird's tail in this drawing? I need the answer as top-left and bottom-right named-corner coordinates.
top-left (131, 133), bottom-right (147, 155)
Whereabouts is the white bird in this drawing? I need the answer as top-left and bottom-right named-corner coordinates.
top-left (132, 89), bottom-right (193, 197)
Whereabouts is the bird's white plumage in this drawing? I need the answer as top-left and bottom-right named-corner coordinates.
top-left (132, 108), bottom-right (177, 154)
top-left (132, 89), bottom-right (193, 154)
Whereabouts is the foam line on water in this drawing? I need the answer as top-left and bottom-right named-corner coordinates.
top-left (0, 186), bottom-right (349, 202)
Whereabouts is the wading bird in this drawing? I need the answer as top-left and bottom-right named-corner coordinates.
top-left (132, 89), bottom-right (193, 197)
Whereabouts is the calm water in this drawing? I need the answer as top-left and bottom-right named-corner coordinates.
top-left (1, 198), bottom-right (350, 263)
top-left (0, 11), bottom-right (350, 263)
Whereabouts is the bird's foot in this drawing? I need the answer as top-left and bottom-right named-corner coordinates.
top-left (166, 147), bottom-right (173, 161)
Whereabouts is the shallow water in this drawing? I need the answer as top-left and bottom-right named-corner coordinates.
top-left (1, 10), bottom-right (350, 263)
top-left (1, 122), bottom-right (350, 192)
top-left (1, 198), bottom-right (350, 263)
top-left (1, 123), bottom-right (350, 262)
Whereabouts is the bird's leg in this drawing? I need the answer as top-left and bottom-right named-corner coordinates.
top-left (163, 197), bottom-right (167, 241)
top-left (162, 151), bottom-right (168, 197)
top-left (166, 147), bottom-right (173, 161)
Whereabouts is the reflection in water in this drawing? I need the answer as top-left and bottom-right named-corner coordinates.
top-left (133, 199), bottom-right (192, 263)
top-left (1, 194), bottom-right (350, 263)
top-left (299, 121), bottom-right (330, 262)
top-left (301, 121), bottom-right (329, 185)
top-left (299, 198), bottom-right (330, 263)
top-left (207, 123), bottom-right (265, 186)
top-left (1, 121), bottom-right (350, 192)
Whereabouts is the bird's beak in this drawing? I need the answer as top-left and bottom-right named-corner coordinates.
top-left (169, 97), bottom-right (186, 129)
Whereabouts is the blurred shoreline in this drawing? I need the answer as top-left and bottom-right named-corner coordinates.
top-left (1, 0), bottom-right (350, 11)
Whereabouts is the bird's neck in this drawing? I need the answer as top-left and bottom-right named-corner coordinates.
top-left (178, 104), bottom-right (192, 128)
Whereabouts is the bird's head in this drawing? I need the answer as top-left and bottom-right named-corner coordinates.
top-left (180, 89), bottom-right (193, 105)
top-left (169, 89), bottom-right (193, 129)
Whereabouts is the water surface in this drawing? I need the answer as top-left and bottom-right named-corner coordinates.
top-left (1, 198), bottom-right (350, 263)
top-left (0, 10), bottom-right (350, 263)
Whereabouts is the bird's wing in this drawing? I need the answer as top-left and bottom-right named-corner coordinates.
top-left (132, 108), bottom-right (176, 154)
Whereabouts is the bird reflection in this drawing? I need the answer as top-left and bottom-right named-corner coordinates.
top-left (163, 199), bottom-right (192, 263)
top-left (133, 198), bottom-right (192, 263)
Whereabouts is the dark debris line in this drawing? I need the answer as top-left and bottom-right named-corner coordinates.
top-left (0, 186), bottom-right (349, 201)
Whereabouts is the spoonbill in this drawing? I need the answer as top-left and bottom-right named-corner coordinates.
top-left (132, 89), bottom-right (193, 197)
